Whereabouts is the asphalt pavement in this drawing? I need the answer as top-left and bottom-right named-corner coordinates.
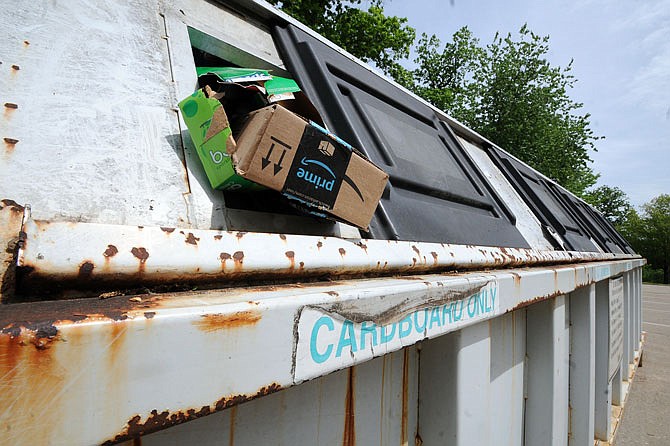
top-left (615, 284), bottom-right (670, 445)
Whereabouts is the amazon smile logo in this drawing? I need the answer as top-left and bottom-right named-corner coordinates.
top-left (296, 157), bottom-right (336, 191)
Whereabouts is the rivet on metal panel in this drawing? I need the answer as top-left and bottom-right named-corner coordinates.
top-left (131, 248), bottom-right (149, 263)
top-left (285, 251), bottom-right (295, 270)
top-left (3, 138), bottom-right (18, 153)
top-left (78, 261), bottom-right (95, 279)
top-left (232, 251), bottom-right (244, 271)
top-left (103, 245), bottom-right (119, 258)
top-left (220, 252), bottom-right (232, 269)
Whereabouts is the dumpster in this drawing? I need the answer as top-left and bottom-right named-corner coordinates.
top-left (0, 0), bottom-right (644, 445)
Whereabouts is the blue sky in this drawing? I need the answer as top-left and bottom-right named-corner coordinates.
top-left (382, 0), bottom-right (670, 207)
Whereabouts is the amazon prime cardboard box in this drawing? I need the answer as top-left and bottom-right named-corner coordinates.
top-left (231, 105), bottom-right (388, 230)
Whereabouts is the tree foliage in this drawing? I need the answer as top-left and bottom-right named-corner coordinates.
top-left (271, 3), bottom-right (600, 195)
top-left (620, 195), bottom-right (670, 284)
top-left (583, 185), bottom-right (633, 228)
top-left (268, 0), bottom-right (415, 74)
top-left (408, 25), bottom-right (600, 195)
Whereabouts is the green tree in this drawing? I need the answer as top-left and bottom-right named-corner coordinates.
top-left (621, 195), bottom-right (670, 284)
top-left (271, 3), bottom-right (600, 196)
top-left (409, 25), bottom-right (600, 196)
top-left (640, 195), bottom-right (670, 284)
top-left (268, 0), bottom-right (415, 74)
top-left (583, 185), bottom-right (633, 228)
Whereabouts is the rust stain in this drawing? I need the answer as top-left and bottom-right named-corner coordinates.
top-left (23, 40), bottom-right (30, 46)
top-left (78, 261), bottom-right (95, 280)
top-left (184, 232), bottom-right (199, 245)
top-left (107, 319), bottom-right (128, 366)
top-left (299, 261), bottom-right (304, 270)
top-left (232, 251), bottom-right (244, 272)
top-left (0, 198), bottom-right (24, 212)
top-left (286, 251), bottom-right (295, 270)
top-left (235, 232), bottom-right (247, 240)
top-left (401, 349), bottom-right (409, 446)
top-left (355, 241), bottom-right (367, 253)
top-left (431, 251), bottom-right (438, 265)
top-left (509, 293), bottom-right (559, 312)
top-left (4, 137), bottom-right (18, 154)
top-left (0, 326), bottom-right (64, 445)
top-left (11, 64), bottom-right (20, 71)
top-left (229, 405), bottom-right (237, 446)
top-left (194, 310), bottom-right (261, 332)
top-left (220, 252), bottom-right (232, 270)
top-left (412, 257), bottom-right (417, 267)
top-left (326, 291), bottom-right (339, 296)
top-left (339, 248), bottom-right (346, 257)
top-left (131, 247), bottom-right (149, 263)
top-left (3, 103), bottom-right (17, 121)
top-left (317, 241), bottom-right (323, 250)
top-left (343, 367), bottom-right (356, 446)
top-left (103, 383), bottom-right (283, 444)
top-left (103, 245), bottom-right (119, 258)
top-left (144, 312), bottom-right (156, 319)
top-left (160, 227), bottom-right (175, 233)
top-left (412, 245), bottom-right (421, 257)
top-left (279, 234), bottom-right (287, 241)
top-left (214, 234), bottom-right (223, 240)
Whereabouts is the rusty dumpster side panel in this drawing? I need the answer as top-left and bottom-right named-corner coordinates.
top-left (0, 258), bottom-right (644, 444)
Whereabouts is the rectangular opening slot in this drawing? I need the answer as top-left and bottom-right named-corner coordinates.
top-left (186, 27), bottom-right (353, 237)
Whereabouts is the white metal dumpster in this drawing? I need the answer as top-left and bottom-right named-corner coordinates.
top-left (0, 1), bottom-right (643, 445)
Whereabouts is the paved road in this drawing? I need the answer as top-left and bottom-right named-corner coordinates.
top-left (615, 284), bottom-right (670, 445)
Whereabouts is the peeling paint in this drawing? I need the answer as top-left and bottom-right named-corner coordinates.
top-left (319, 282), bottom-right (488, 326)
top-left (104, 383), bottom-right (282, 444)
top-left (185, 233), bottom-right (199, 245)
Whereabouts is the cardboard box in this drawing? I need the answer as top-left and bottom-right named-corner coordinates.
top-left (231, 105), bottom-right (389, 229)
top-left (178, 89), bottom-right (262, 191)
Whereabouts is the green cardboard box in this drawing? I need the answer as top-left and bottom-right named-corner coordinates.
top-left (178, 89), bottom-right (261, 191)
